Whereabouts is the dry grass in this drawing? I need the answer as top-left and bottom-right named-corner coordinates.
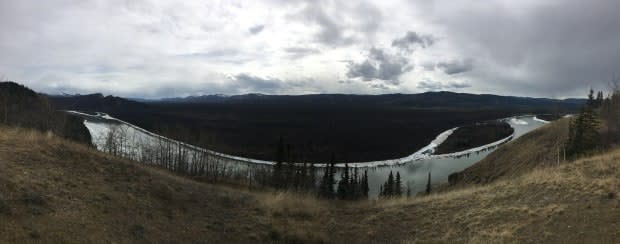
top-left (449, 118), bottom-right (571, 187)
top-left (2, 124), bottom-right (620, 243)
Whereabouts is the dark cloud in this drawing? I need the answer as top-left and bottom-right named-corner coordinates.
top-left (300, 3), bottom-right (353, 46)
top-left (415, 0), bottom-right (620, 96)
top-left (228, 73), bottom-right (316, 94)
top-left (346, 48), bottom-right (412, 85)
top-left (232, 73), bottom-right (284, 91)
top-left (437, 59), bottom-right (474, 75)
top-left (294, 1), bottom-right (382, 46)
top-left (391, 31), bottom-right (434, 51)
top-left (248, 25), bottom-right (265, 35)
top-left (284, 47), bottom-right (321, 59)
top-left (417, 80), bottom-right (471, 91)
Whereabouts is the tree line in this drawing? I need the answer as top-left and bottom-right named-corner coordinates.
top-left (271, 137), bottom-right (370, 200)
top-left (566, 80), bottom-right (620, 159)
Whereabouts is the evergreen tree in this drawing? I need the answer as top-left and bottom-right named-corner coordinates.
top-left (425, 171), bottom-right (432, 194)
top-left (344, 163), bottom-right (350, 192)
top-left (597, 91), bottom-right (604, 107)
top-left (587, 88), bottom-right (595, 106)
top-left (395, 172), bottom-right (402, 196)
top-left (362, 170), bottom-right (369, 198)
top-left (285, 144), bottom-right (293, 189)
top-left (299, 162), bottom-right (307, 190)
top-left (319, 166), bottom-right (330, 198)
top-left (385, 171), bottom-right (394, 197)
top-left (337, 164), bottom-right (350, 200)
top-left (566, 89), bottom-right (601, 158)
top-left (327, 154), bottom-right (336, 198)
top-left (272, 136), bottom-right (285, 189)
top-left (309, 162), bottom-right (316, 192)
top-left (352, 167), bottom-right (359, 199)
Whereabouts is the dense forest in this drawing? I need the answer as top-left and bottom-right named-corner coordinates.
top-left (0, 82), bottom-right (91, 144)
top-left (49, 92), bottom-right (583, 163)
top-left (435, 121), bottom-right (514, 154)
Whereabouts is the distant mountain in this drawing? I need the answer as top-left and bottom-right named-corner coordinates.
top-left (47, 93), bottom-right (149, 113)
top-left (152, 94), bottom-right (231, 104)
top-left (141, 91), bottom-right (586, 109)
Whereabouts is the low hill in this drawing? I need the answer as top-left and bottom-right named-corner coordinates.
top-left (448, 118), bottom-right (570, 186)
top-left (152, 92), bottom-right (584, 110)
top-left (2, 122), bottom-right (620, 243)
top-left (0, 82), bottom-right (91, 144)
top-left (47, 93), bottom-right (148, 114)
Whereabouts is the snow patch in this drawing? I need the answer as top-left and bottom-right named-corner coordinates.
top-left (533, 116), bottom-right (550, 124)
top-left (510, 118), bottom-right (528, 125)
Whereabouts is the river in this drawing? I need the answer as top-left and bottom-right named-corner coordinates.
top-left (67, 111), bottom-right (546, 198)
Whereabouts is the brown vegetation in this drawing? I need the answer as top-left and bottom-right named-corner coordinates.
top-left (447, 118), bottom-right (571, 186)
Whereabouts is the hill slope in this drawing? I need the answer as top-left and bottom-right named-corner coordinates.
top-left (2, 122), bottom-right (620, 243)
top-left (0, 82), bottom-right (91, 144)
top-left (448, 118), bottom-right (570, 186)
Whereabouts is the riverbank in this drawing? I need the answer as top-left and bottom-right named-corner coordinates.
top-left (447, 118), bottom-right (570, 186)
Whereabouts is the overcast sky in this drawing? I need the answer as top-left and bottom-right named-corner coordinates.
top-left (1, 0), bottom-right (619, 98)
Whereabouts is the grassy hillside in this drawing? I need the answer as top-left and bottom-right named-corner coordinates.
top-left (448, 118), bottom-right (571, 186)
top-left (2, 121), bottom-right (620, 243)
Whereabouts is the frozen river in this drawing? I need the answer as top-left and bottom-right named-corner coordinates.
top-left (67, 111), bottom-right (546, 198)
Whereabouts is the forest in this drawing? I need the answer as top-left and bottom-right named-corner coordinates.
top-left (434, 121), bottom-right (514, 154)
top-left (49, 92), bottom-right (582, 163)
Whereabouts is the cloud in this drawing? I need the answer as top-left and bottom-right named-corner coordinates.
top-left (227, 73), bottom-right (318, 94)
top-left (248, 25), bottom-right (265, 35)
top-left (415, 0), bottom-right (620, 96)
top-left (231, 73), bottom-right (283, 91)
top-left (2, 0), bottom-right (620, 98)
top-left (284, 47), bottom-right (321, 59)
top-left (346, 47), bottom-right (412, 85)
top-left (437, 59), bottom-right (474, 75)
top-left (293, 1), bottom-right (382, 46)
top-left (417, 79), bottom-right (471, 91)
top-left (391, 31), bottom-right (435, 51)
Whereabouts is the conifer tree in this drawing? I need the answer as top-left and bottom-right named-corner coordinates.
top-left (395, 172), bottom-right (402, 196)
top-left (272, 136), bottom-right (285, 189)
top-left (566, 89), bottom-right (601, 158)
top-left (344, 163), bottom-right (350, 188)
top-left (319, 166), bottom-right (330, 198)
top-left (327, 154), bottom-right (336, 198)
top-left (337, 164), bottom-right (349, 200)
top-left (285, 144), bottom-right (293, 188)
top-left (309, 162), bottom-right (316, 192)
top-left (386, 171), bottom-right (394, 197)
top-left (425, 171), bottom-right (432, 194)
top-left (362, 170), bottom-right (369, 198)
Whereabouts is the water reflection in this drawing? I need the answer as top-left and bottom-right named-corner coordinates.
top-left (363, 116), bottom-right (544, 197)
top-left (70, 111), bottom-right (545, 198)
